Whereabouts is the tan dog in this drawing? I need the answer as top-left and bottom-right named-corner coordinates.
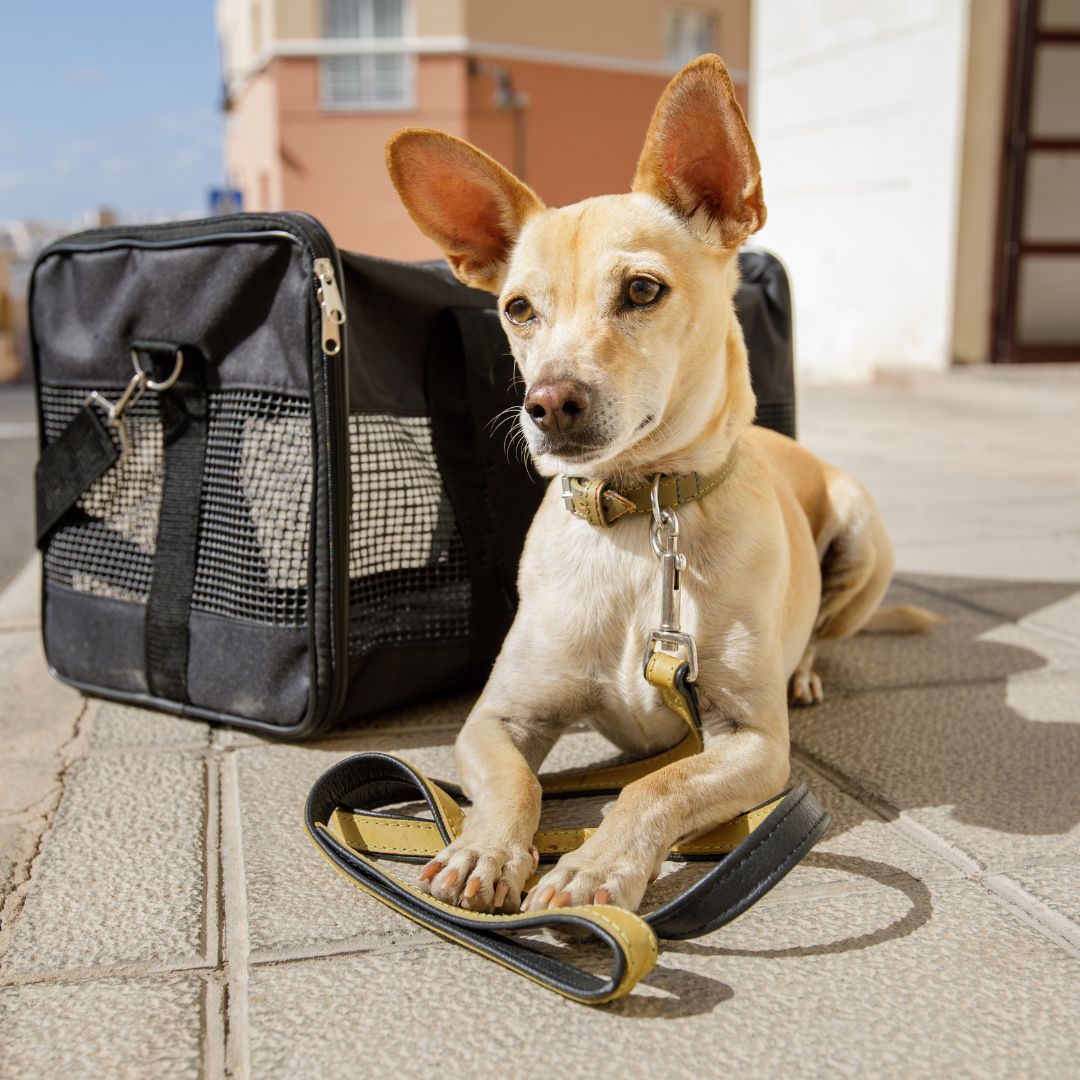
top-left (385, 54), bottom-right (937, 916)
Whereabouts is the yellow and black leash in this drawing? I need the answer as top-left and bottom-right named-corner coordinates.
top-left (305, 652), bottom-right (831, 1004)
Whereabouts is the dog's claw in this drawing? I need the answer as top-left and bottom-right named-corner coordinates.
top-left (418, 839), bottom-right (533, 912)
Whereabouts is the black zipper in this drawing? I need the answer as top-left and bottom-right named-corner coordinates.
top-left (48, 210), bottom-right (336, 262)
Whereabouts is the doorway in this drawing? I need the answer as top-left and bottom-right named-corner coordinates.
top-left (993, 0), bottom-right (1080, 362)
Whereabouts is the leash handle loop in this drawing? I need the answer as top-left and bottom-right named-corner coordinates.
top-left (305, 747), bottom-right (830, 1004)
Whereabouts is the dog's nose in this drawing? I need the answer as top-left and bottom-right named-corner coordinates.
top-left (523, 379), bottom-right (590, 434)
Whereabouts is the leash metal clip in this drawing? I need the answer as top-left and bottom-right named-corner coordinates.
top-left (84, 348), bottom-right (184, 461)
top-left (644, 474), bottom-right (699, 682)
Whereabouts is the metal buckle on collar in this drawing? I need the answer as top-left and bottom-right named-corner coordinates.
top-left (560, 476), bottom-right (575, 513)
top-left (561, 476), bottom-right (615, 528)
top-left (643, 473), bottom-right (699, 682)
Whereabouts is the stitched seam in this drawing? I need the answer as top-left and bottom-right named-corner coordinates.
top-left (705, 816), bottom-right (824, 927)
top-left (354, 841), bottom-right (439, 854)
top-left (672, 797), bottom-right (805, 914)
top-left (346, 819), bottom-right (438, 831)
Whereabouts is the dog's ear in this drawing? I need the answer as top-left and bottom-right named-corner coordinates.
top-left (632, 55), bottom-right (765, 247)
top-left (386, 129), bottom-right (544, 292)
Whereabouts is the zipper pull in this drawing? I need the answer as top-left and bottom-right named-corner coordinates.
top-left (314, 258), bottom-right (346, 356)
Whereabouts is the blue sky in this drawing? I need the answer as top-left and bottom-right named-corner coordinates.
top-left (0, 0), bottom-right (225, 223)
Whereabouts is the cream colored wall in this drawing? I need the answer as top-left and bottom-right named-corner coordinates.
top-left (951, 0), bottom-right (1009, 364)
top-left (751, 0), bottom-right (971, 379)
top-left (217, 0), bottom-right (277, 83)
top-left (273, 0), bottom-right (319, 40)
top-left (416, 0), bottom-right (465, 37)
top-left (464, 0), bottom-right (748, 70)
top-left (224, 68), bottom-right (283, 212)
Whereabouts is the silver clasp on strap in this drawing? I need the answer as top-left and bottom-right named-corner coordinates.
top-left (643, 474), bottom-right (699, 682)
top-left (85, 348), bottom-right (184, 460)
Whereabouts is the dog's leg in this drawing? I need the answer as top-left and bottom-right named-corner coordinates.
top-left (522, 688), bottom-right (791, 912)
top-left (788, 641), bottom-right (823, 706)
top-left (419, 708), bottom-right (546, 913)
top-left (419, 631), bottom-right (584, 913)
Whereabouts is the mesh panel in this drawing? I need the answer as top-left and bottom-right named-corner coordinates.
top-left (39, 386), bottom-right (472, 651)
top-left (347, 414), bottom-right (469, 656)
top-left (193, 392), bottom-right (312, 623)
top-left (40, 385), bottom-right (313, 624)
top-left (41, 386), bottom-right (162, 602)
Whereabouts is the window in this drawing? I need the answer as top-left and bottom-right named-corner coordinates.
top-left (666, 9), bottom-right (715, 66)
top-left (320, 0), bottom-right (412, 109)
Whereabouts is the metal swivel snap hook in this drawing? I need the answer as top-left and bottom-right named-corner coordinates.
top-left (84, 348), bottom-right (184, 460)
top-left (644, 473), bottom-right (699, 682)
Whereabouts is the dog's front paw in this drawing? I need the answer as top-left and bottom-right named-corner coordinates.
top-left (521, 850), bottom-right (651, 913)
top-left (418, 838), bottom-right (538, 913)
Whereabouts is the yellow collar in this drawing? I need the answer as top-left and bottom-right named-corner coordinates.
top-left (561, 447), bottom-right (739, 528)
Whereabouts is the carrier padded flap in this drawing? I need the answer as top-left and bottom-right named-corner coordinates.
top-left (31, 239), bottom-right (314, 397)
top-left (338, 254), bottom-right (492, 415)
top-left (734, 250), bottom-right (796, 437)
top-left (35, 404), bottom-right (119, 545)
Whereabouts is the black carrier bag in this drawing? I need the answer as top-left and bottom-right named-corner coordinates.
top-left (30, 212), bottom-right (795, 738)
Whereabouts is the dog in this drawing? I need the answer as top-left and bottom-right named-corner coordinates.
top-left (385, 54), bottom-right (938, 916)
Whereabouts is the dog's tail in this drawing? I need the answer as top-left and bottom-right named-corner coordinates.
top-left (861, 604), bottom-right (943, 634)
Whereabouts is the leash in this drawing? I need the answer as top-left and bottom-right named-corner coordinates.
top-left (305, 471), bottom-right (831, 1004)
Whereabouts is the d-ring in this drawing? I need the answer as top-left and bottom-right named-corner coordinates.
top-left (131, 347), bottom-right (184, 392)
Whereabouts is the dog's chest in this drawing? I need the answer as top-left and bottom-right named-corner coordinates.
top-left (547, 517), bottom-right (704, 752)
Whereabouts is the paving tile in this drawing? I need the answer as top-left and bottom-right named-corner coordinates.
top-left (640, 756), bottom-right (962, 915)
top-left (234, 733), bottom-right (459, 959)
top-left (246, 881), bottom-right (1078, 1079)
top-left (1022, 588), bottom-right (1080, 643)
top-left (893, 533), bottom-right (1080, 585)
top-left (345, 690), bottom-right (476, 734)
top-left (1003, 863), bottom-right (1080, 928)
top-left (86, 699), bottom-right (211, 750)
top-left (981, 497), bottom-right (1080, 534)
top-left (811, 581), bottom-right (1074, 696)
top-left (877, 499), bottom-right (1048, 547)
top-left (0, 631), bottom-right (82, 819)
top-left (0, 556), bottom-right (40, 629)
top-left (0, 822), bottom-right (27, 897)
top-left (790, 680), bottom-right (1080, 870)
top-left (240, 717), bottom-right (960, 962)
top-left (0, 973), bottom-right (203, 1079)
top-left (1, 751), bottom-right (207, 974)
top-left (997, 670), bottom-right (1080, 725)
top-left (896, 573), bottom-right (1080, 623)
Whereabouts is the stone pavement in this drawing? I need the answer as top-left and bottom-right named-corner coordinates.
top-left (2, 366), bottom-right (1079, 1078)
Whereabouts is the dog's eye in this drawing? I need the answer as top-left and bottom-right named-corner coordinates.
top-left (504, 297), bottom-right (535, 324)
top-left (626, 277), bottom-right (663, 306)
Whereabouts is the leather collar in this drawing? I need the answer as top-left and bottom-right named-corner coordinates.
top-left (561, 445), bottom-right (739, 528)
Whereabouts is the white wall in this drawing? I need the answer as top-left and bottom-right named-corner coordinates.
top-left (749, 0), bottom-right (971, 379)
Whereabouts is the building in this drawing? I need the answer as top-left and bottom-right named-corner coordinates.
top-left (750, 0), bottom-right (1080, 374)
top-left (216, 0), bottom-right (750, 258)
